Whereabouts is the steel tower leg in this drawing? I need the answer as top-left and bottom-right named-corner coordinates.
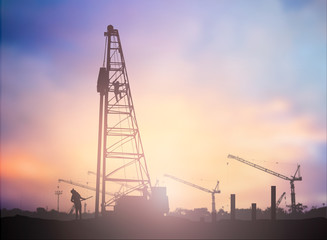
top-left (101, 92), bottom-right (108, 214)
top-left (95, 94), bottom-right (104, 218)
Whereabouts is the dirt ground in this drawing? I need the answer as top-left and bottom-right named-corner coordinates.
top-left (1, 214), bottom-right (326, 239)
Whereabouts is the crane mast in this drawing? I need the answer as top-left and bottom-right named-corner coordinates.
top-left (164, 174), bottom-right (220, 222)
top-left (227, 154), bottom-right (302, 213)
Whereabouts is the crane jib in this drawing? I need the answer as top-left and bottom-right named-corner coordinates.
top-left (227, 155), bottom-right (293, 181)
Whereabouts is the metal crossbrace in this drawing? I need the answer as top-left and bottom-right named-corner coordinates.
top-left (105, 183), bottom-right (147, 206)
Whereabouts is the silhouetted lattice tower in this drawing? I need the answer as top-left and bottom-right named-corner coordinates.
top-left (95, 25), bottom-right (151, 217)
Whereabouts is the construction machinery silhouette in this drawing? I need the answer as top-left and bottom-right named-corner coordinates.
top-left (95, 25), bottom-right (168, 217)
top-left (164, 174), bottom-right (220, 222)
top-left (59, 178), bottom-right (153, 209)
top-left (227, 154), bottom-right (302, 213)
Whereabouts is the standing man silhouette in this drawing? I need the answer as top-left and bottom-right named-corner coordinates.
top-left (71, 189), bottom-right (86, 220)
top-left (113, 80), bottom-right (122, 102)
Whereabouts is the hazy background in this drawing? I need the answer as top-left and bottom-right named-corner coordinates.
top-left (1, 0), bottom-right (326, 214)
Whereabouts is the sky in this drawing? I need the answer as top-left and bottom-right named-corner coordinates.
top-left (1, 0), bottom-right (326, 214)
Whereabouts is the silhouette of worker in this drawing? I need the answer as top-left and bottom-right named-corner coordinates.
top-left (71, 189), bottom-right (86, 220)
top-left (113, 81), bottom-right (122, 102)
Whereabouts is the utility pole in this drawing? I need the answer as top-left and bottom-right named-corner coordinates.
top-left (54, 186), bottom-right (63, 212)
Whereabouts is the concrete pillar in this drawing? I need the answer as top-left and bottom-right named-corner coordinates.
top-left (231, 194), bottom-right (235, 220)
top-left (271, 186), bottom-right (276, 220)
top-left (251, 203), bottom-right (256, 221)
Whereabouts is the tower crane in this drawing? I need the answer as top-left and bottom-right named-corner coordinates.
top-left (58, 179), bottom-right (114, 196)
top-left (277, 192), bottom-right (286, 208)
top-left (164, 174), bottom-right (220, 222)
top-left (227, 154), bottom-right (302, 213)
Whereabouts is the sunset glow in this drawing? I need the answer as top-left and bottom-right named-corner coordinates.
top-left (1, 0), bottom-right (326, 214)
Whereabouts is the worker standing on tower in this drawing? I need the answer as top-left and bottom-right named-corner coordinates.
top-left (71, 189), bottom-right (86, 220)
top-left (113, 80), bottom-right (122, 102)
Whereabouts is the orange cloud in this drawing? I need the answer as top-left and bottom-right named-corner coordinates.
top-left (1, 152), bottom-right (57, 182)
